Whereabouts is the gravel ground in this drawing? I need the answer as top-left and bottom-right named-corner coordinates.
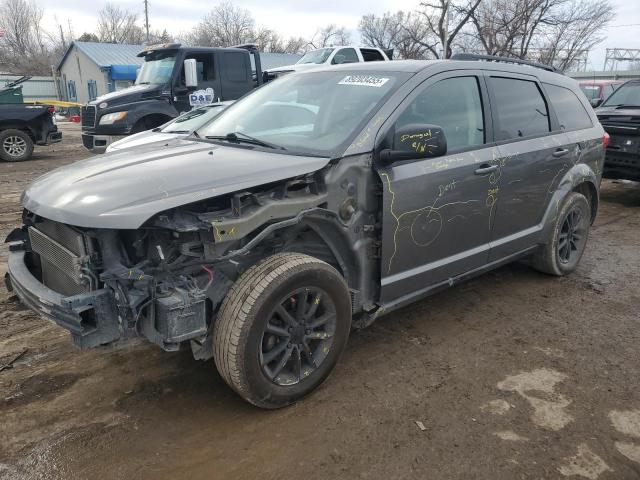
top-left (1, 122), bottom-right (639, 480)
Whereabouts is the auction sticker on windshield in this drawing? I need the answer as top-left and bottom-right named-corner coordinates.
top-left (338, 75), bottom-right (390, 87)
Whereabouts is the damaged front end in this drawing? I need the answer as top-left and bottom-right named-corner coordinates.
top-left (5, 173), bottom-right (330, 359)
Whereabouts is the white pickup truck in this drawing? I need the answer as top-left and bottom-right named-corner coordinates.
top-left (265, 46), bottom-right (392, 78)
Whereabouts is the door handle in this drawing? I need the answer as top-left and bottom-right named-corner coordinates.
top-left (552, 148), bottom-right (570, 158)
top-left (474, 164), bottom-right (499, 175)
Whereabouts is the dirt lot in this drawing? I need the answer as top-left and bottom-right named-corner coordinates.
top-left (1, 123), bottom-right (639, 480)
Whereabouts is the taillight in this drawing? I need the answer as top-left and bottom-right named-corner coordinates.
top-left (603, 132), bottom-right (610, 149)
top-left (47, 106), bottom-right (55, 114)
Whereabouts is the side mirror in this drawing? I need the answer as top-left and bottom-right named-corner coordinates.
top-left (379, 124), bottom-right (447, 163)
top-left (184, 59), bottom-right (198, 88)
top-left (590, 98), bottom-right (603, 108)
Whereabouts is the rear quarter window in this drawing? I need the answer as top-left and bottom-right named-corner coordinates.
top-left (544, 83), bottom-right (593, 131)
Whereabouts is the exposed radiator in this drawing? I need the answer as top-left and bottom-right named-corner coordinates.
top-left (28, 222), bottom-right (90, 296)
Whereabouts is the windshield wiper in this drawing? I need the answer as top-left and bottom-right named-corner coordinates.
top-left (614, 104), bottom-right (640, 109)
top-left (205, 132), bottom-right (286, 150)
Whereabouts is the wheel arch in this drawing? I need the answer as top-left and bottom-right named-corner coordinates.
top-left (131, 113), bottom-right (173, 133)
top-left (0, 123), bottom-right (36, 141)
top-left (541, 163), bottom-right (599, 235)
top-left (572, 180), bottom-right (598, 224)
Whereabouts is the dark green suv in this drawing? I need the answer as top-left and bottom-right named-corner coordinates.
top-left (6, 56), bottom-right (605, 408)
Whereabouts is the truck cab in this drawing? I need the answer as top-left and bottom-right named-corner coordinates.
top-left (81, 43), bottom-right (262, 153)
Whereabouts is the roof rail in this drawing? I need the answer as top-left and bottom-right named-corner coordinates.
top-left (450, 53), bottom-right (560, 74)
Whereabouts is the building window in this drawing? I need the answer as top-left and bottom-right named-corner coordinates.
top-left (87, 80), bottom-right (97, 101)
top-left (67, 80), bottom-right (77, 101)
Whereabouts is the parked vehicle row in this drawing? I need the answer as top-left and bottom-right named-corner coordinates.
top-left (80, 43), bottom-right (263, 153)
top-left (595, 79), bottom-right (640, 182)
top-left (579, 79), bottom-right (623, 108)
top-left (5, 55), bottom-right (607, 408)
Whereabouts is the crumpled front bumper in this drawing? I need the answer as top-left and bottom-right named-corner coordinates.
top-left (5, 247), bottom-right (122, 348)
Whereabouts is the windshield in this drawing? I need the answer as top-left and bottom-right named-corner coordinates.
top-left (580, 84), bottom-right (601, 100)
top-left (296, 48), bottom-right (334, 65)
top-left (197, 71), bottom-right (405, 156)
top-left (136, 52), bottom-right (176, 85)
top-left (602, 82), bottom-right (640, 107)
top-left (161, 105), bottom-right (227, 133)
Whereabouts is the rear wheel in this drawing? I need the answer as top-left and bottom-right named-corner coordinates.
top-left (0, 129), bottom-right (33, 162)
top-left (213, 253), bottom-right (352, 408)
top-left (531, 192), bottom-right (590, 276)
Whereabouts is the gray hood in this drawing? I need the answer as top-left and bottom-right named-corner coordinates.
top-left (22, 139), bottom-right (330, 229)
top-left (106, 130), bottom-right (183, 152)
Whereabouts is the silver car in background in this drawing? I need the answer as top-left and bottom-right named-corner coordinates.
top-left (105, 101), bottom-right (233, 152)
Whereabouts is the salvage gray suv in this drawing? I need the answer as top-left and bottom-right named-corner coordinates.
top-left (5, 57), bottom-right (606, 408)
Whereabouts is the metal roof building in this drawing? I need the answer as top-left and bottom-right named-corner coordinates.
top-left (56, 41), bottom-right (144, 104)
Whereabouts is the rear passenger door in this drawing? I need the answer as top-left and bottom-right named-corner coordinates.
top-left (486, 73), bottom-right (572, 260)
top-left (378, 71), bottom-right (496, 303)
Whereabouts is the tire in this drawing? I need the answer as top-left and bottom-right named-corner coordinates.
top-left (531, 192), bottom-right (591, 276)
top-left (0, 129), bottom-right (34, 162)
top-left (213, 252), bottom-right (352, 408)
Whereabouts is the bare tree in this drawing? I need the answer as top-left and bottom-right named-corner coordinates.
top-left (531, 0), bottom-right (614, 70)
top-left (186, 1), bottom-right (255, 47)
top-left (283, 37), bottom-right (310, 54)
top-left (359, 11), bottom-right (435, 59)
top-left (97, 3), bottom-right (145, 44)
top-left (309, 24), bottom-right (351, 48)
top-left (0, 0), bottom-right (59, 74)
top-left (410, 0), bottom-right (483, 58)
top-left (468, 0), bottom-right (613, 71)
top-left (77, 32), bottom-right (100, 43)
top-left (359, 12), bottom-right (405, 51)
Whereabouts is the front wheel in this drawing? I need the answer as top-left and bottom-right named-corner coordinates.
top-left (213, 253), bottom-right (352, 408)
top-left (531, 192), bottom-right (591, 276)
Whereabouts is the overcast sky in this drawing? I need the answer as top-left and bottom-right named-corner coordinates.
top-left (41, 0), bottom-right (640, 71)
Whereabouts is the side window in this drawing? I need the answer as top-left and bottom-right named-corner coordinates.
top-left (489, 77), bottom-right (550, 140)
top-left (183, 53), bottom-right (214, 83)
top-left (332, 48), bottom-right (359, 65)
top-left (360, 48), bottom-right (384, 62)
top-left (544, 83), bottom-right (593, 131)
top-left (395, 76), bottom-right (485, 152)
top-left (222, 52), bottom-right (249, 82)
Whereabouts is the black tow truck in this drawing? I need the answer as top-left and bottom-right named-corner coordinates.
top-left (0, 76), bottom-right (61, 162)
top-left (81, 43), bottom-right (263, 153)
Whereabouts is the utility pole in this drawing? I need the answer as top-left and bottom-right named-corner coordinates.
top-left (143, 0), bottom-right (150, 43)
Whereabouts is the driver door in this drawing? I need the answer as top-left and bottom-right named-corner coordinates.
top-left (173, 52), bottom-right (219, 114)
top-left (378, 71), bottom-right (499, 304)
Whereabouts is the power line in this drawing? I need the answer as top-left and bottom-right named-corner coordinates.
top-left (605, 23), bottom-right (640, 28)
